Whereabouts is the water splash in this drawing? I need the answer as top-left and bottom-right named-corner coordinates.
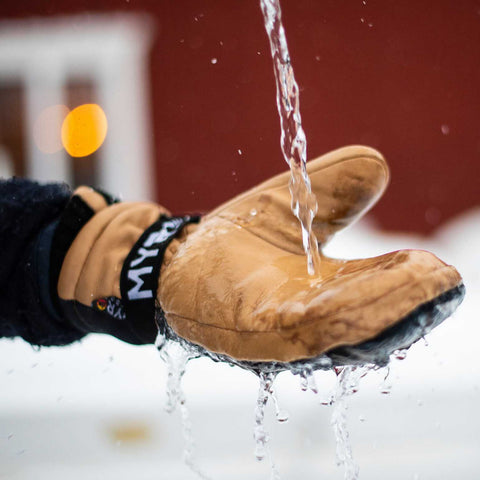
top-left (260, 0), bottom-right (321, 275)
top-left (331, 366), bottom-right (370, 480)
top-left (158, 336), bottom-right (211, 480)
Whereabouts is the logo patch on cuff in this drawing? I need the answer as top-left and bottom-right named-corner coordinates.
top-left (92, 296), bottom-right (126, 320)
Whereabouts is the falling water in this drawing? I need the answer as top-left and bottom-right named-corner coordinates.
top-left (253, 373), bottom-right (272, 462)
top-left (156, 322), bottom-right (420, 480)
top-left (253, 372), bottom-right (283, 480)
top-left (330, 366), bottom-right (371, 480)
top-left (379, 366), bottom-right (392, 395)
top-left (158, 336), bottom-right (211, 480)
top-left (260, 0), bottom-right (321, 275)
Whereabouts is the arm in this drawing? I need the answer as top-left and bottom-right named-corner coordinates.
top-left (0, 177), bottom-right (194, 348)
top-left (0, 178), bottom-right (84, 346)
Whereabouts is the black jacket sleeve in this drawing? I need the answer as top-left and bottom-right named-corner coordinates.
top-left (0, 177), bottom-right (85, 346)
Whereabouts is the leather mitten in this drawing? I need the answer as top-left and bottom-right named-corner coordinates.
top-left (53, 146), bottom-right (464, 366)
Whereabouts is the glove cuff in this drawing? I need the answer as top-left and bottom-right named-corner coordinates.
top-left (53, 193), bottom-right (199, 345)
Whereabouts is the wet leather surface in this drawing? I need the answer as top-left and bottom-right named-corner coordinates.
top-left (160, 146), bottom-right (462, 361)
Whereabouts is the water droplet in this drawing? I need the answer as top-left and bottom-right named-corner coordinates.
top-left (393, 349), bottom-right (408, 361)
top-left (299, 373), bottom-right (308, 391)
top-left (441, 124), bottom-right (450, 135)
top-left (267, 378), bottom-right (289, 423)
top-left (211, 58), bottom-right (218, 64)
top-left (299, 367), bottom-right (318, 394)
top-left (380, 366), bottom-right (392, 394)
top-left (368, 22), bottom-right (373, 28)
top-left (250, 208), bottom-right (257, 216)
top-left (360, 17), bottom-right (365, 23)
top-left (238, 149), bottom-right (243, 155)
top-left (275, 410), bottom-right (289, 423)
top-left (321, 397), bottom-right (334, 406)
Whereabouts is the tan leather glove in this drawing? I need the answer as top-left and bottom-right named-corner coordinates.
top-left (53, 146), bottom-right (464, 368)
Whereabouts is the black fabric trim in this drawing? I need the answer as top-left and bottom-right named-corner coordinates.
top-left (59, 298), bottom-right (147, 345)
top-left (120, 215), bottom-right (199, 343)
top-left (92, 187), bottom-right (120, 205)
top-left (49, 195), bottom-right (95, 316)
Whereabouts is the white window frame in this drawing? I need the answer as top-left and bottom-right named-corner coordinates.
top-left (0, 13), bottom-right (155, 200)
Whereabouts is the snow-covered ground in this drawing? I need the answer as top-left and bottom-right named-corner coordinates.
top-left (1, 209), bottom-right (479, 480)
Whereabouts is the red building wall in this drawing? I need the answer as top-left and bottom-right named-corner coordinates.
top-left (1, 0), bottom-right (479, 234)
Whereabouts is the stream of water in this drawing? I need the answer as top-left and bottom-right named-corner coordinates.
top-left (331, 366), bottom-right (370, 480)
top-left (259, 0), bottom-right (321, 275)
top-left (257, 2), bottom-right (368, 473)
top-left (158, 339), bottom-right (211, 480)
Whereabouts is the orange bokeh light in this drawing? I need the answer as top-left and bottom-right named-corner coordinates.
top-left (61, 104), bottom-right (108, 158)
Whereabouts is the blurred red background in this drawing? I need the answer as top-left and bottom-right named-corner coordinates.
top-left (0, 0), bottom-right (478, 234)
